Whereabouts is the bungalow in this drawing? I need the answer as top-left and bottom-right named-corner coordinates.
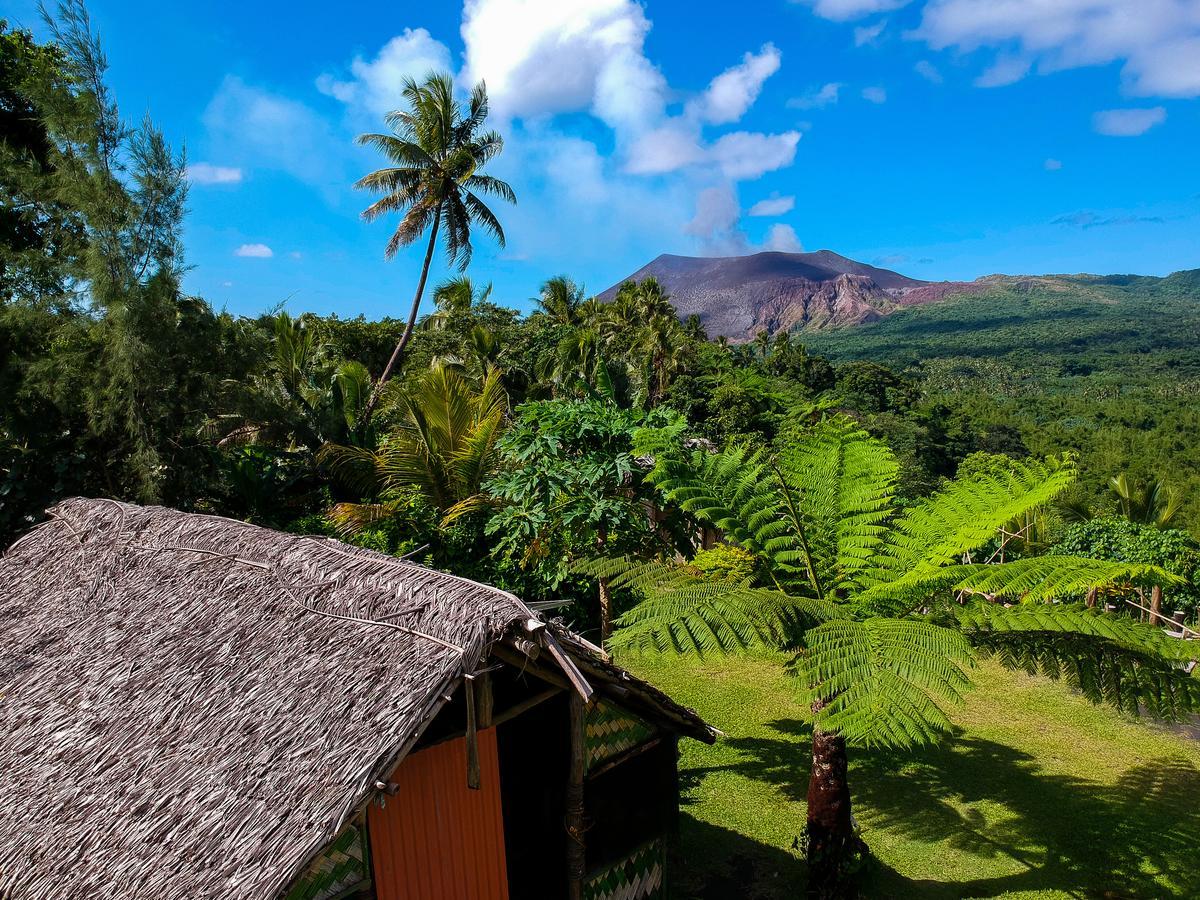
top-left (0, 498), bottom-right (714, 900)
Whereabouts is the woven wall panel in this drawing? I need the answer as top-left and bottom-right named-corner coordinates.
top-left (585, 700), bottom-right (656, 772)
top-left (283, 820), bottom-right (370, 900)
top-left (584, 839), bottom-right (665, 900)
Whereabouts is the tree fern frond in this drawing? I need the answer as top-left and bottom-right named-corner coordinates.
top-left (867, 458), bottom-right (1076, 587)
top-left (958, 602), bottom-right (1200, 719)
top-left (779, 417), bottom-right (899, 591)
top-left (803, 617), bottom-right (974, 749)
top-left (576, 557), bottom-right (837, 656)
top-left (954, 601), bottom-right (1196, 662)
top-left (951, 556), bottom-right (1183, 603)
top-left (857, 555), bottom-right (1182, 614)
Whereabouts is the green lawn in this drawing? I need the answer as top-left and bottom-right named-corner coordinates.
top-left (625, 653), bottom-right (1200, 899)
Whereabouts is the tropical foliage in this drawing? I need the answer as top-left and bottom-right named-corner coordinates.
top-left (585, 417), bottom-right (1197, 890)
top-left (3, 10), bottom-right (1200, 897)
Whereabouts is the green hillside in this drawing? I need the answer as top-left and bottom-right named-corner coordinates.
top-left (804, 273), bottom-right (1200, 384)
top-left (803, 272), bottom-right (1200, 532)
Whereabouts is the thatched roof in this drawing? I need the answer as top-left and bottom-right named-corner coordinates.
top-left (0, 498), bottom-right (712, 900)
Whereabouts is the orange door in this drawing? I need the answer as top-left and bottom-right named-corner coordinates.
top-left (369, 728), bottom-right (509, 900)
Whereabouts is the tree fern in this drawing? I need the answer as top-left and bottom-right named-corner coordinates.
top-left (778, 418), bottom-right (899, 593)
top-left (802, 617), bottom-right (974, 749)
top-left (610, 418), bottom-right (1195, 749)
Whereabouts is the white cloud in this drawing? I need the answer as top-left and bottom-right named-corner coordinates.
top-left (690, 44), bottom-right (782, 124)
top-left (1044, 157), bottom-right (1063, 170)
top-left (748, 195), bottom-right (797, 217)
top-left (764, 223), bottom-right (804, 252)
top-left (685, 184), bottom-right (746, 255)
top-left (289, 251), bottom-right (304, 259)
top-left (317, 28), bottom-right (452, 119)
top-left (862, 85), bottom-right (888, 103)
top-left (1093, 106), bottom-right (1167, 136)
top-left (854, 20), bottom-right (888, 45)
top-left (203, 77), bottom-right (346, 189)
top-left (683, 185), bottom-right (805, 256)
top-left (787, 82), bottom-right (842, 109)
top-left (916, 0), bottom-right (1200, 98)
top-left (914, 60), bottom-right (943, 83)
top-left (624, 125), bottom-right (706, 175)
top-left (711, 131), bottom-right (802, 179)
top-left (490, 125), bottom-right (698, 264)
top-left (974, 55), bottom-right (1030, 88)
top-left (235, 243), bottom-right (274, 258)
top-left (186, 163), bottom-right (242, 185)
top-left (794, 0), bottom-right (911, 22)
top-left (460, 0), bottom-right (801, 195)
top-left (460, 0), bottom-right (666, 130)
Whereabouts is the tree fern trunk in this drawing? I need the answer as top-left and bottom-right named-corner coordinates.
top-left (806, 719), bottom-right (866, 898)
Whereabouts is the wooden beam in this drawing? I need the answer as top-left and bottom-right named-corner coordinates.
top-left (491, 686), bottom-right (563, 729)
top-left (493, 645), bottom-right (572, 691)
top-left (585, 735), bottom-right (664, 782)
top-left (541, 630), bottom-right (595, 705)
top-left (477, 671), bottom-right (494, 729)
top-left (566, 693), bottom-right (587, 900)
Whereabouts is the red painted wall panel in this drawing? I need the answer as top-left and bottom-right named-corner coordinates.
top-left (369, 728), bottom-right (509, 900)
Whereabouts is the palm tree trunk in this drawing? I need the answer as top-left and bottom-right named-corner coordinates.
top-left (1150, 584), bottom-right (1163, 625)
top-left (359, 207), bottom-right (442, 426)
top-left (806, 709), bottom-right (866, 898)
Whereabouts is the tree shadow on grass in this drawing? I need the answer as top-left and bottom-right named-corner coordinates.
top-left (674, 812), bottom-right (807, 900)
top-left (677, 719), bottom-right (1200, 898)
top-left (852, 736), bottom-right (1200, 899)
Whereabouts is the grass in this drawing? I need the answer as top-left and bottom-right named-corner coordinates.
top-left (624, 652), bottom-right (1200, 899)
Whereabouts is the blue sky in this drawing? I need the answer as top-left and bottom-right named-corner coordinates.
top-left (9, 0), bottom-right (1200, 317)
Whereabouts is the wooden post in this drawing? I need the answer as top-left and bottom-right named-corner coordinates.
top-left (477, 671), bottom-right (494, 729)
top-left (465, 674), bottom-right (481, 790)
top-left (567, 694), bottom-right (587, 900)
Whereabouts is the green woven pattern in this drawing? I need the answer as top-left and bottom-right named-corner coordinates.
top-left (283, 820), bottom-right (370, 900)
top-left (584, 839), bottom-right (665, 900)
top-left (585, 699), bottom-right (656, 771)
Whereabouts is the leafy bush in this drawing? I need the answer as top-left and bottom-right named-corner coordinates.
top-left (1052, 518), bottom-right (1200, 615)
top-left (689, 544), bottom-right (758, 583)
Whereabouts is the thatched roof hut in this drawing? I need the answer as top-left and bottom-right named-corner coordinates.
top-left (0, 498), bottom-right (713, 900)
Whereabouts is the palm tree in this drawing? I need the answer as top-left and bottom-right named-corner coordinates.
top-left (354, 72), bottom-right (515, 423)
top-left (321, 364), bottom-right (507, 528)
top-left (1109, 472), bottom-right (1180, 528)
top-left (214, 312), bottom-right (381, 454)
top-left (588, 418), bottom-right (1193, 895)
top-left (435, 275), bottom-right (492, 315)
top-left (536, 275), bottom-right (585, 325)
top-left (422, 276), bottom-right (493, 333)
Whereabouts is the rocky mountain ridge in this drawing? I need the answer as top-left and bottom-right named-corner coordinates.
top-left (599, 250), bottom-right (985, 340)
